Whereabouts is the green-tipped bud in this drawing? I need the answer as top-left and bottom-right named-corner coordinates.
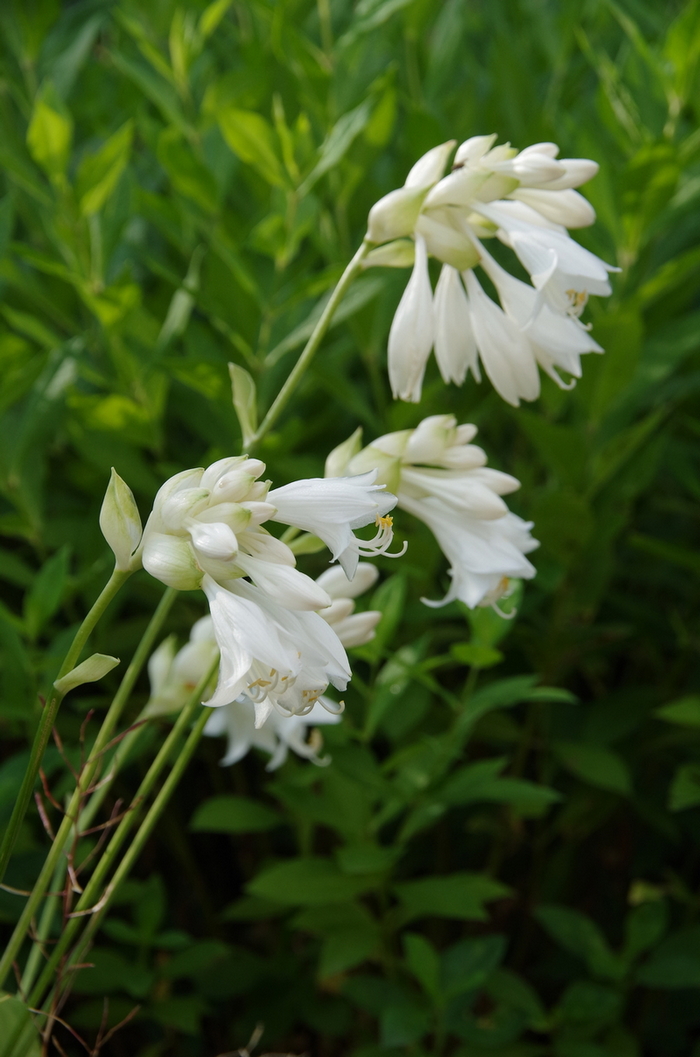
top-left (324, 427), bottom-right (363, 478)
top-left (366, 186), bottom-right (427, 244)
top-left (363, 239), bottom-right (416, 269)
top-left (141, 532), bottom-right (203, 591)
top-left (100, 468), bottom-right (143, 571)
top-left (55, 653), bottom-right (120, 695)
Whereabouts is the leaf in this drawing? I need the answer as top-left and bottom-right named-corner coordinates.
top-left (451, 643), bottom-right (504, 669)
top-left (76, 120), bottom-right (133, 215)
top-left (394, 872), bottom-right (511, 922)
top-left (228, 363), bottom-right (257, 447)
top-left (667, 763), bottom-right (700, 811)
top-left (157, 128), bottom-right (219, 211)
top-left (190, 795), bottom-right (281, 834)
top-left (623, 900), bottom-right (668, 962)
top-left (553, 741), bottom-right (632, 796)
top-left (557, 980), bottom-right (622, 1024)
top-left (299, 99), bottom-right (373, 195)
top-left (217, 107), bottom-right (286, 187)
top-left (404, 932), bottom-right (441, 1001)
top-left (440, 759), bottom-right (562, 818)
top-left (247, 857), bottom-right (377, 905)
top-left (636, 926), bottom-right (700, 988)
top-left (54, 653), bottom-right (120, 695)
top-left (441, 935), bottom-right (507, 999)
top-left (23, 546), bottom-right (70, 640)
top-left (654, 695), bottom-right (700, 727)
top-left (26, 83), bottom-right (73, 180)
top-left (0, 993), bottom-right (41, 1057)
top-left (535, 905), bottom-right (625, 981)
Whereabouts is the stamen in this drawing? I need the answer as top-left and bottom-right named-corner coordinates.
top-left (565, 288), bottom-right (588, 318)
top-left (356, 514), bottom-right (408, 560)
top-left (320, 697), bottom-right (345, 716)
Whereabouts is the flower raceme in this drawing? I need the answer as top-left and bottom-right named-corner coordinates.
top-left (327, 415), bottom-right (538, 610)
top-left (139, 455), bottom-right (396, 724)
top-left (365, 135), bottom-right (619, 405)
top-left (144, 565), bottom-right (382, 769)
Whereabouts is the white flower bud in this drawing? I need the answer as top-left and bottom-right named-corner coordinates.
top-left (363, 239), bottom-right (416, 269)
top-left (367, 186), bottom-right (427, 244)
top-left (324, 427), bottom-right (363, 478)
top-left (142, 531), bottom-right (203, 591)
top-left (99, 468), bottom-right (143, 571)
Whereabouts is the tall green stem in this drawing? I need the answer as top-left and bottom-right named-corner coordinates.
top-left (247, 238), bottom-right (371, 451)
top-left (0, 586), bottom-right (177, 993)
top-left (27, 662), bottom-right (216, 1013)
top-left (0, 567), bottom-right (131, 886)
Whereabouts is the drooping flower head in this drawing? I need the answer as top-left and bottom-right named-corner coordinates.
top-left (144, 565), bottom-right (383, 770)
top-left (327, 415), bottom-right (538, 609)
top-left (140, 455), bottom-right (396, 731)
top-left (365, 135), bottom-right (618, 405)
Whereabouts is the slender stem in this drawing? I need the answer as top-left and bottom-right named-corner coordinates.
top-left (0, 568), bottom-right (131, 886)
top-left (0, 586), bottom-right (177, 993)
top-left (247, 238), bottom-right (372, 452)
top-left (26, 659), bottom-right (216, 1013)
top-left (67, 707), bottom-right (211, 980)
top-left (18, 856), bottom-right (65, 999)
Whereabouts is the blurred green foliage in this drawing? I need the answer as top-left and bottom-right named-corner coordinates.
top-left (1, 0), bottom-right (700, 1053)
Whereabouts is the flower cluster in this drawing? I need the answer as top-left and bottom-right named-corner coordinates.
top-left (144, 565), bottom-right (382, 770)
top-left (139, 456), bottom-right (396, 725)
top-left (365, 135), bottom-right (618, 405)
top-left (328, 414), bottom-right (538, 610)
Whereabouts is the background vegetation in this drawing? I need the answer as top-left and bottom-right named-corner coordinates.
top-left (1, 0), bottom-right (700, 1053)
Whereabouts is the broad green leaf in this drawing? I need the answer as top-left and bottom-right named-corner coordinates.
top-left (535, 905), bottom-right (625, 981)
top-left (247, 857), bottom-right (377, 905)
top-left (77, 120), bottom-right (133, 215)
top-left (636, 926), bottom-right (700, 988)
top-left (557, 980), bottom-right (622, 1025)
top-left (217, 107), bottom-right (286, 187)
top-left (404, 932), bottom-right (441, 1001)
top-left (23, 546), bottom-right (69, 640)
top-left (0, 993), bottom-right (41, 1057)
top-left (623, 900), bottom-right (668, 962)
top-left (442, 935), bottom-right (506, 999)
top-left (553, 741), bottom-right (632, 796)
top-left (26, 83), bottom-right (73, 180)
top-left (667, 762), bottom-right (700, 811)
top-left (394, 872), bottom-right (511, 922)
top-left (654, 695), bottom-right (700, 727)
top-left (451, 642), bottom-right (504, 669)
top-left (190, 795), bottom-right (281, 834)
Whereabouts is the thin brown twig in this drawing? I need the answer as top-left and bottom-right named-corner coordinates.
top-left (52, 727), bottom-right (80, 783)
top-left (92, 1003), bottom-right (141, 1053)
top-left (39, 769), bottom-right (64, 814)
top-left (35, 792), bottom-right (56, 841)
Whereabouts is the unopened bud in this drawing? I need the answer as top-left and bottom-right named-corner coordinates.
top-left (100, 468), bottom-right (143, 571)
top-left (55, 653), bottom-right (120, 695)
top-left (367, 186), bottom-right (427, 244)
top-left (142, 532), bottom-right (203, 591)
top-left (324, 427), bottom-right (363, 479)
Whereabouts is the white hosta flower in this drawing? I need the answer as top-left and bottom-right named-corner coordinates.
top-left (366, 134), bottom-right (615, 403)
top-left (316, 562), bottom-right (381, 648)
top-left (329, 415), bottom-right (538, 609)
top-left (268, 471), bottom-right (401, 579)
top-left (144, 616), bottom-right (219, 717)
top-left (204, 697), bottom-right (341, 770)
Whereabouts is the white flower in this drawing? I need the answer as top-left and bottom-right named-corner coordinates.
top-left (144, 616), bottom-right (219, 717)
top-left (330, 414), bottom-right (538, 609)
top-left (203, 697), bottom-right (341, 770)
top-left (315, 562), bottom-right (382, 648)
top-left (365, 134), bottom-right (615, 404)
top-left (268, 471), bottom-right (400, 579)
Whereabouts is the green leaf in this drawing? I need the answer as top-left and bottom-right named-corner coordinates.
top-left (535, 905), bottom-right (625, 981)
top-left (623, 900), bottom-right (668, 962)
top-left (157, 128), bottom-right (219, 211)
top-left (189, 795), bottom-right (281, 834)
top-left (247, 857), bottom-right (377, 905)
top-left (404, 932), bottom-right (441, 1001)
top-left (557, 980), bottom-right (622, 1025)
top-left (0, 993), bottom-right (41, 1057)
top-left (668, 763), bottom-right (700, 811)
top-left (76, 120), bottom-right (133, 215)
top-left (451, 643), bottom-right (504, 669)
top-left (23, 546), bottom-right (69, 640)
top-left (54, 653), bottom-right (119, 695)
top-left (26, 83), bottom-right (73, 180)
top-left (553, 741), bottom-right (632, 795)
top-left (655, 695), bottom-right (700, 727)
top-left (299, 99), bottom-right (373, 195)
top-left (440, 759), bottom-right (562, 818)
top-left (217, 107), bottom-right (286, 187)
top-left (228, 362), bottom-right (257, 447)
top-left (636, 926), bottom-right (700, 988)
top-left (394, 872), bottom-right (511, 922)
top-left (441, 935), bottom-right (507, 999)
